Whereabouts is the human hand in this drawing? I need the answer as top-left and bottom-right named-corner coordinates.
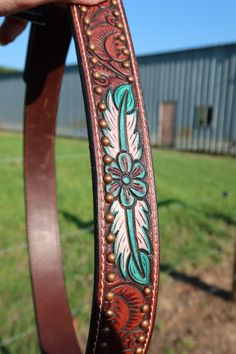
top-left (0, 0), bottom-right (103, 45)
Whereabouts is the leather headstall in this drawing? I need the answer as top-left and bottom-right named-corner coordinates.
top-left (22, 1), bottom-right (160, 353)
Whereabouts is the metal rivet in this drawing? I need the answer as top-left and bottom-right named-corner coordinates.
top-left (144, 287), bottom-right (151, 296)
top-left (107, 252), bottom-right (116, 263)
top-left (106, 291), bottom-right (115, 301)
top-left (99, 119), bottom-right (108, 129)
top-left (122, 48), bottom-right (130, 55)
top-left (111, 0), bottom-right (118, 5)
top-left (106, 233), bottom-right (116, 243)
top-left (137, 335), bottom-right (146, 344)
top-left (103, 174), bottom-right (112, 184)
top-left (84, 17), bottom-right (91, 25)
top-left (127, 75), bottom-right (134, 83)
top-left (103, 155), bottom-right (112, 165)
top-left (140, 320), bottom-right (149, 329)
top-left (95, 86), bottom-right (103, 95)
top-left (93, 71), bottom-right (100, 80)
top-left (86, 29), bottom-right (92, 37)
top-left (105, 310), bottom-right (114, 318)
top-left (119, 34), bottom-right (126, 42)
top-left (80, 6), bottom-right (87, 12)
top-left (141, 304), bottom-right (150, 313)
top-left (90, 57), bottom-right (98, 64)
top-left (105, 193), bottom-right (114, 204)
top-left (101, 136), bottom-right (110, 146)
top-left (122, 60), bottom-right (131, 69)
top-left (88, 43), bottom-right (96, 51)
top-left (105, 213), bottom-right (114, 224)
top-left (116, 22), bottom-right (123, 29)
top-left (135, 348), bottom-right (143, 354)
top-left (113, 10), bottom-right (120, 17)
top-left (98, 102), bottom-right (107, 112)
top-left (101, 326), bottom-right (110, 335)
top-left (107, 272), bottom-right (116, 282)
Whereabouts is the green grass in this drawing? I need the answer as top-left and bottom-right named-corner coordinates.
top-left (0, 132), bottom-right (235, 353)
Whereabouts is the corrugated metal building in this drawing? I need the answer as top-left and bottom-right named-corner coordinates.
top-left (0, 42), bottom-right (235, 155)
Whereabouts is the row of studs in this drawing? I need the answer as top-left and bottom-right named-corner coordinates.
top-left (80, 1), bottom-right (152, 352)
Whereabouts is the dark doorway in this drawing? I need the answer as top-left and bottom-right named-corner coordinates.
top-left (158, 101), bottom-right (176, 147)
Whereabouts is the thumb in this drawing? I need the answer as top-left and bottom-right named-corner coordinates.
top-left (0, 17), bottom-right (27, 45)
top-left (0, 1), bottom-right (104, 16)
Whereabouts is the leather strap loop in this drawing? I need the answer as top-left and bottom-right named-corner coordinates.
top-left (23, 2), bottom-right (159, 353)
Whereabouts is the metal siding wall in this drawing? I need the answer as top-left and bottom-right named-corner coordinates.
top-left (0, 45), bottom-right (235, 155)
top-left (57, 69), bottom-right (87, 138)
top-left (0, 75), bottom-right (25, 131)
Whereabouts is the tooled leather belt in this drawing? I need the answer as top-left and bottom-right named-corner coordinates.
top-left (21, 1), bottom-right (160, 353)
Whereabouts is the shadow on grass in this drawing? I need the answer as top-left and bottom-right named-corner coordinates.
top-left (159, 198), bottom-right (236, 227)
top-left (158, 199), bottom-right (187, 208)
top-left (160, 263), bottom-right (232, 301)
top-left (60, 210), bottom-right (94, 231)
top-left (0, 338), bottom-right (10, 354)
top-left (206, 212), bottom-right (236, 226)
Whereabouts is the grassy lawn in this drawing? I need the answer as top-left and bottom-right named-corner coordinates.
top-left (0, 132), bottom-right (235, 353)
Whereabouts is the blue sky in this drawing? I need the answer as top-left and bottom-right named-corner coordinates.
top-left (0, 0), bottom-right (236, 69)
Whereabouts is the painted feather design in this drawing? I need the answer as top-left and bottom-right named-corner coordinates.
top-left (126, 110), bottom-right (142, 160)
top-left (103, 87), bottom-right (142, 160)
top-left (102, 84), bottom-right (151, 285)
top-left (110, 200), bottom-right (150, 284)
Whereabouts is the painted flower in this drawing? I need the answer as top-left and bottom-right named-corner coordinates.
top-left (106, 152), bottom-right (147, 207)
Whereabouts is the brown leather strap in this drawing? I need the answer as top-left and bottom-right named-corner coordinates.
top-left (23, 2), bottom-right (160, 353)
top-left (24, 9), bottom-right (82, 354)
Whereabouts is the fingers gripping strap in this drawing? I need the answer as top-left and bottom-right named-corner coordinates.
top-left (24, 1), bottom-right (159, 354)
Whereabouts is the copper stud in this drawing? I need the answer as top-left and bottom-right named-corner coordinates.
top-left (103, 155), bottom-right (112, 165)
top-left (98, 102), bottom-right (107, 112)
top-left (119, 34), bottom-right (126, 42)
top-left (144, 287), bottom-right (151, 296)
top-left (101, 326), bottom-right (110, 335)
top-left (141, 304), bottom-right (150, 313)
top-left (107, 272), bottom-right (116, 282)
top-left (106, 291), bottom-right (115, 301)
top-left (105, 213), bottom-right (114, 224)
top-left (116, 22), bottom-right (123, 29)
top-left (99, 119), bottom-right (108, 129)
top-left (106, 233), bottom-right (116, 243)
top-left (90, 57), bottom-right (98, 65)
top-left (137, 335), bottom-right (146, 344)
top-left (84, 17), bottom-right (91, 25)
top-left (101, 136), bottom-right (110, 146)
top-left (86, 29), bottom-right (92, 37)
top-left (113, 10), bottom-right (120, 17)
top-left (105, 193), bottom-right (114, 204)
top-left (105, 309), bottom-right (114, 318)
top-left (103, 174), bottom-right (112, 184)
top-left (122, 48), bottom-right (130, 55)
top-left (111, 0), bottom-right (118, 5)
top-left (122, 60), bottom-right (131, 69)
top-left (140, 320), bottom-right (149, 329)
top-left (88, 43), bottom-right (96, 51)
top-left (80, 5), bottom-right (87, 13)
top-left (93, 71), bottom-right (100, 80)
top-left (95, 86), bottom-right (103, 95)
top-left (135, 348), bottom-right (143, 354)
top-left (107, 252), bottom-right (116, 263)
top-left (127, 75), bottom-right (134, 83)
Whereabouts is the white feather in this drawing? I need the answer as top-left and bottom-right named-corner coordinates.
top-left (126, 111), bottom-right (142, 160)
top-left (134, 200), bottom-right (150, 253)
top-left (103, 91), bottom-right (120, 159)
top-left (110, 200), bottom-right (130, 272)
top-left (110, 200), bottom-right (150, 274)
